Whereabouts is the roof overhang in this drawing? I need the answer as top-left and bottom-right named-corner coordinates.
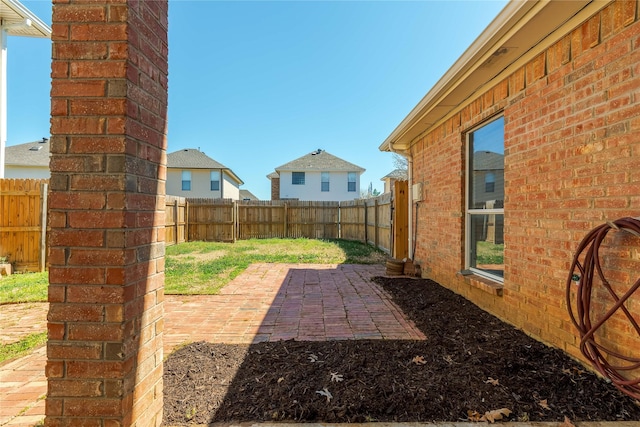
top-left (1, 0), bottom-right (51, 38)
top-left (380, 0), bottom-right (605, 153)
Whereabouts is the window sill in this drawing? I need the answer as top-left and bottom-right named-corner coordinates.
top-left (458, 271), bottom-right (504, 296)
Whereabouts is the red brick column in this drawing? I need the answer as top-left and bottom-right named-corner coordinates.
top-left (47, 1), bottom-right (168, 426)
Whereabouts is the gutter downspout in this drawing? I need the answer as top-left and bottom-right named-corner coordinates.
top-left (0, 20), bottom-right (8, 178)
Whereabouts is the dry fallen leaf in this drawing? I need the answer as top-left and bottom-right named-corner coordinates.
top-left (277, 377), bottom-right (284, 384)
top-left (308, 354), bottom-right (319, 363)
top-left (467, 410), bottom-right (483, 421)
top-left (539, 399), bottom-right (550, 410)
top-left (330, 372), bottom-right (344, 382)
top-left (412, 356), bottom-right (427, 365)
top-left (558, 416), bottom-right (576, 427)
top-left (481, 408), bottom-right (512, 423)
top-left (315, 388), bottom-right (332, 402)
top-left (484, 377), bottom-right (499, 386)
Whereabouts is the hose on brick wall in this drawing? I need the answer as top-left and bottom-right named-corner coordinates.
top-left (566, 217), bottom-right (640, 400)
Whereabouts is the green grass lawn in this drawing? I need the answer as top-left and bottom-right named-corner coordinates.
top-left (0, 272), bottom-right (48, 304)
top-left (164, 238), bottom-right (386, 294)
top-left (0, 238), bottom-right (385, 303)
top-left (0, 332), bottom-right (47, 364)
top-left (476, 240), bottom-right (504, 265)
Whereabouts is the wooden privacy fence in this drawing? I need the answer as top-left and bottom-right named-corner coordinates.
top-left (0, 178), bottom-right (395, 273)
top-left (164, 195), bottom-right (393, 254)
top-left (0, 179), bottom-right (48, 272)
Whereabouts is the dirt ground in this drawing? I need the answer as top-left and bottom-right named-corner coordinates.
top-left (163, 276), bottom-right (640, 425)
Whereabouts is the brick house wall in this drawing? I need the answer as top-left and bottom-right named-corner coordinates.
top-left (47, 0), bottom-right (168, 425)
top-left (410, 1), bottom-right (639, 370)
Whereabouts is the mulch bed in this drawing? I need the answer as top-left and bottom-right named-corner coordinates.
top-left (163, 276), bottom-right (640, 425)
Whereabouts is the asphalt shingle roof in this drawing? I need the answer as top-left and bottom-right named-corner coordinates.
top-left (239, 189), bottom-right (258, 201)
top-left (167, 148), bottom-right (228, 169)
top-left (167, 148), bottom-right (244, 185)
top-left (275, 149), bottom-right (365, 173)
top-left (381, 168), bottom-right (408, 181)
top-left (5, 139), bottom-right (50, 167)
top-left (474, 151), bottom-right (504, 171)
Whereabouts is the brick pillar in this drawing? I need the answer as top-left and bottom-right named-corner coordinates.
top-left (47, 1), bottom-right (168, 426)
top-left (271, 176), bottom-right (280, 200)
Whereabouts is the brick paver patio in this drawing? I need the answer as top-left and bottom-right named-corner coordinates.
top-left (0, 263), bottom-right (423, 426)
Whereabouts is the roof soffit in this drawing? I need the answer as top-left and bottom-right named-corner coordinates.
top-left (381, 0), bottom-right (596, 152)
top-left (1, 0), bottom-right (51, 38)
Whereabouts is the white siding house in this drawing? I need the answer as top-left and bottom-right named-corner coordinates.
top-left (269, 149), bottom-right (365, 201)
top-left (3, 138), bottom-right (51, 178)
top-left (167, 148), bottom-right (244, 199)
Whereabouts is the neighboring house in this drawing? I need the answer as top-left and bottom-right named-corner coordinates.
top-left (239, 189), bottom-right (258, 201)
top-left (167, 148), bottom-right (244, 199)
top-left (269, 149), bottom-right (365, 201)
top-left (4, 138), bottom-right (50, 178)
top-left (380, 168), bottom-right (407, 194)
top-left (0, 0), bottom-right (51, 178)
top-left (380, 1), bottom-right (639, 376)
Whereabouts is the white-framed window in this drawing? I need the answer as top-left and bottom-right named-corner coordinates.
top-left (347, 172), bottom-right (356, 192)
top-left (321, 172), bottom-right (330, 192)
top-left (292, 172), bottom-right (305, 185)
top-left (466, 115), bottom-right (504, 282)
top-left (181, 170), bottom-right (191, 191)
top-left (210, 171), bottom-right (220, 191)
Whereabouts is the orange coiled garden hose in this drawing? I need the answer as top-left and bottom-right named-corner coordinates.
top-left (566, 217), bottom-right (640, 400)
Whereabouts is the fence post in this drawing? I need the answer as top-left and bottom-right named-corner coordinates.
top-left (374, 198), bottom-right (379, 249)
top-left (185, 200), bottom-right (189, 242)
top-left (174, 198), bottom-right (179, 245)
top-left (39, 183), bottom-right (48, 272)
top-left (337, 202), bottom-right (341, 239)
top-left (233, 201), bottom-right (237, 242)
top-left (284, 203), bottom-right (288, 238)
top-left (363, 200), bottom-right (368, 244)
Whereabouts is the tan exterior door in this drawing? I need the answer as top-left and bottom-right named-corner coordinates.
top-left (392, 180), bottom-right (408, 260)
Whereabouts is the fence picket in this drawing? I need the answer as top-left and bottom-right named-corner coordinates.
top-left (0, 178), bottom-right (48, 272)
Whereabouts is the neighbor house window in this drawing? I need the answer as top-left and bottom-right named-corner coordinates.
top-left (347, 172), bottom-right (356, 192)
top-left (321, 172), bottom-right (330, 192)
top-left (181, 170), bottom-right (191, 191)
top-left (466, 116), bottom-right (504, 282)
top-left (210, 171), bottom-right (220, 191)
top-left (292, 172), bottom-right (305, 185)
top-left (485, 172), bottom-right (495, 193)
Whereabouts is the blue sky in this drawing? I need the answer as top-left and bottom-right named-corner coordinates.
top-left (10, 0), bottom-right (507, 200)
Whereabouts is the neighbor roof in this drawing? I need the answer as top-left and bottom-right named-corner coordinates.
top-left (1, 0), bottom-right (51, 38)
top-left (275, 149), bottom-right (365, 173)
top-left (381, 168), bottom-right (408, 181)
top-left (474, 151), bottom-right (504, 171)
top-left (239, 189), bottom-right (258, 201)
top-left (167, 148), bottom-right (244, 185)
top-left (380, 1), bottom-right (592, 152)
top-left (5, 139), bottom-right (50, 167)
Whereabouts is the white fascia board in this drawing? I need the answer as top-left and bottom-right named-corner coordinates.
top-left (379, 0), bottom-right (541, 153)
top-left (2, 0), bottom-right (51, 38)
